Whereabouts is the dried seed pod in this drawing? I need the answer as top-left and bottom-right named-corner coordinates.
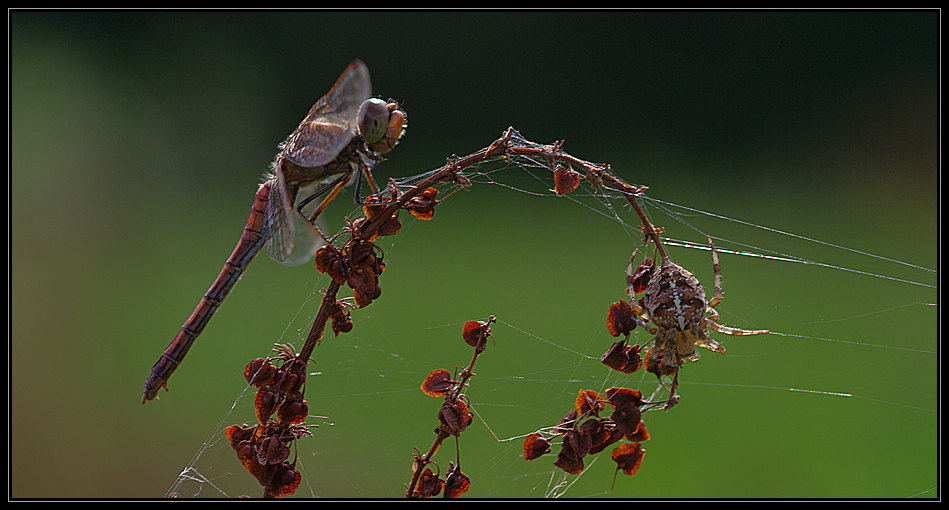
top-left (574, 389), bottom-right (604, 416)
top-left (625, 420), bottom-right (650, 443)
top-left (254, 388), bottom-right (282, 423)
top-left (523, 433), bottom-right (551, 461)
top-left (224, 424), bottom-right (257, 450)
top-left (313, 245), bottom-right (346, 284)
top-left (443, 462), bottom-right (470, 498)
top-left (600, 340), bottom-right (642, 374)
top-left (564, 427), bottom-right (592, 460)
top-left (438, 400), bottom-right (473, 436)
top-left (256, 434), bottom-right (290, 466)
top-left (604, 387), bottom-right (646, 409)
top-left (587, 419), bottom-right (624, 455)
top-left (612, 443), bottom-right (646, 477)
top-left (606, 300), bottom-right (639, 337)
top-left (626, 257), bottom-right (654, 297)
top-left (610, 401), bottom-right (643, 437)
top-left (552, 165), bottom-right (581, 195)
top-left (330, 309), bottom-right (353, 335)
top-left (554, 441), bottom-right (585, 475)
top-left (404, 187), bottom-right (440, 220)
top-left (277, 394), bottom-right (308, 425)
top-left (244, 358), bottom-right (276, 388)
top-left (414, 467), bottom-right (444, 498)
top-left (462, 319), bottom-right (490, 348)
top-left (421, 369), bottom-right (456, 397)
top-left (265, 462), bottom-right (301, 498)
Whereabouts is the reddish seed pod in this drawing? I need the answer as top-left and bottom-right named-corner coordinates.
top-left (404, 187), bottom-right (439, 220)
top-left (443, 462), bottom-right (470, 498)
top-left (276, 371), bottom-right (303, 395)
top-left (627, 257), bottom-right (655, 296)
top-left (553, 442), bottom-right (585, 475)
top-left (523, 433), bottom-right (551, 461)
top-left (254, 388), bottom-right (282, 423)
top-left (605, 387), bottom-right (645, 409)
top-left (587, 419), bottom-right (624, 455)
top-left (244, 358), bottom-right (276, 388)
top-left (600, 340), bottom-right (642, 374)
top-left (438, 400), bottom-right (473, 436)
top-left (552, 165), bottom-right (581, 195)
top-left (612, 443), bottom-right (646, 477)
top-left (564, 427), bottom-right (592, 459)
top-left (331, 310), bottom-right (353, 336)
top-left (610, 401), bottom-right (643, 437)
top-left (421, 369), bottom-right (455, 397)
top-left (266, 463), bottom-right (301, 498)
top-left (414, 467), bottom-right (443, 498)
top-left (574, 389), bottom-right (604, 416)
top-left (626, 420), bottom-right (650, 443)
top-left (606, 300), bottom-right (638, 337)
top-left (278, 395), bottom-right (308, 425)
top-left (314, 245), bottom-right (346, 284)
top-left (224, 424), bottom-right (256, 450)
top-left (462, 320), bottom-right (488, 347)
top-left (257, 435), bottom-right (290, 466)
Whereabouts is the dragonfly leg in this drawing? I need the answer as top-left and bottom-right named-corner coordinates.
top-left (303, 171), bottom-right (353, 225)
top-left (295, 171), bottom-right (353, 221)
top-left (350, 163), bottom-right (403, 208)
top-left (358, 162), bottom-right (380, 196)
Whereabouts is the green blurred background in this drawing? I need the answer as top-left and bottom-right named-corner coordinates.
top-left (12, 11), bottom-right (936, 499)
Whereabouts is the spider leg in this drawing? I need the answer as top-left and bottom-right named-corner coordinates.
top-left (666, 371), bottom-right (681, 409)
top-left (626, 247), bottom-right (641, 281)
top-left (707, 236), bottom-right (723, 309)
top-left (707, 320), bottom-right (770, 336)
top-left (645, 370), bottom-right (681, 410)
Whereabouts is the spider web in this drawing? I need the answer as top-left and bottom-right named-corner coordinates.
top-left (161, 131), bottom-right (937, 499)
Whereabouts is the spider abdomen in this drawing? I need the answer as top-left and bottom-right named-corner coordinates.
top-left (642, 261), bottom-right (707, 332)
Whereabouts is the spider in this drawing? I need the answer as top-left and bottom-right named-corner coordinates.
top-left (626, 236), bottom-right (769, 407)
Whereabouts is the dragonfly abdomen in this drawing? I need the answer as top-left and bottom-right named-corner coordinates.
top-left (142, 181), bottom-right (272, 403)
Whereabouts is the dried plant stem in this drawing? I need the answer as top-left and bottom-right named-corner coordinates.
top-left (405, 316), bottom-right (495, 498)
top-left (295, 282), bottom-right (341, 365)
top-left (625, 196), bottom-right (670, 262)
top-left (406, 429), bottom-right (453, 498)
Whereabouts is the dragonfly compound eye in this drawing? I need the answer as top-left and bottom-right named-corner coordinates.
top-left (358, 98), bottom-right (390, 144)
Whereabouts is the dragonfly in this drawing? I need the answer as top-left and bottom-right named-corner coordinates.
top-left (143, 60), bottom-right (406, 404)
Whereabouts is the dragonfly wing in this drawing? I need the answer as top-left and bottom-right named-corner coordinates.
top-left (263, 169), bottom-right (320, 266)
top-left (265, 60), bottom-right (372, 266)
top-left (282, 60), bottom-right (372, 168)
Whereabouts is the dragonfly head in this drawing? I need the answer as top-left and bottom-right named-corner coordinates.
top-left (358, 98), bottom-right (390, 145)
top-left (360, 98), bottom-right (407, 155)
